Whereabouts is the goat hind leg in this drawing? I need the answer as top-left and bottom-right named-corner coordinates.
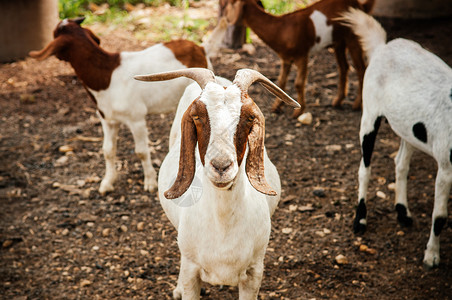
top-left (99, 119), bottom-right (119, 195)
top-left (271, 60), bottom-right (292, 114)
top-left (348, 39), bottom-right (366, 110)
top-left (355, 114), bottom-right (382, 233)
top-left (332, 42), bottom-right (349, 107)
top-left (394, 140), bottom-right (414, 226)
top-left (128, 120), bottom-right (157, 192)
top-left (423, 166), bottom-right (451, 269)
top-left (292, 56), bottom-right (308, 118)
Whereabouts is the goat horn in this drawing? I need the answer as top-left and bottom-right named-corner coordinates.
top-left (134, 68), bottom-right (216, 90)
top-left (233, 69), bottom-right (300, 108)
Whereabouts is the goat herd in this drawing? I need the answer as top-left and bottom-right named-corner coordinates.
top-left (23, 0), bottom-right (452, 298)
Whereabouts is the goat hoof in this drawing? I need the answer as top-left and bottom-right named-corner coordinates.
top-left (144, 178), bottom-right (158, 193)
top-left (291, 108), bottom-right (304, 119)
top-left (353, 218), bottom-right (367, 234)
top-left (352, 103), bottom-right (362, 111)
top-left (423, 251), bottom-right (440, 270)
top-left (331, 97), bottom-right (343, 107)
top-left (99, 180), bottom-right (114, 195)
top-left (395, 204), bottom-right (413, 227)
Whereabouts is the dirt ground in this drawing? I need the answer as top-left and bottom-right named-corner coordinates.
top-left (1, 3), bottom-right (451, 299)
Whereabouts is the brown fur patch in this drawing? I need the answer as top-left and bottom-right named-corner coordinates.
top-left (164, 40), bottom-right (208, 68)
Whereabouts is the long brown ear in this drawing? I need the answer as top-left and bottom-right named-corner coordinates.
top-left (164, 104), bottom-right (198, 199)
top-left (29, 36), bottom-right (64, 61)
top-left (245, 110), bottom-right (277, 196)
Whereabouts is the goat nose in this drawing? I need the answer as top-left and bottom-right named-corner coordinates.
top-left (211, 159), bottom-right (232, 173)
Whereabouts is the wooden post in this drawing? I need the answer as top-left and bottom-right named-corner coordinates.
top-left (0, 0), bottom-right (58, 62)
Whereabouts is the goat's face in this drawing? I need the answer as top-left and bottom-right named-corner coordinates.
top-left (134, 68), bottom-right (300, 199)
top-left (29, 17), bottom-right (101, 61)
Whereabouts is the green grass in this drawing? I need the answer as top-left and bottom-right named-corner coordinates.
top-left (261, 0), bottom-right (312, 15)
top-left (59, 0), bottom-right (183, 19)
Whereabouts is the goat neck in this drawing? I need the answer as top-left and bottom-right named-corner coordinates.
top-left (67, 40), bottom-right (120, 91)
top-left (200, 163), bottom-right (250, 228)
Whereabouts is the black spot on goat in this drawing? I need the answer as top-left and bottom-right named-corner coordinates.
top-left (412, 122), bottom-right (427, 143)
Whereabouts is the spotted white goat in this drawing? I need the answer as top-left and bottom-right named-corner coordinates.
top-left (29, 17), bottom-right (226, 195)
top-left (338, 8), bottom-right (452, 269)
top-left (135, 68), bottom-right (299, 299)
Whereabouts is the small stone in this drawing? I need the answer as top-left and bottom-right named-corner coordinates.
top-left (281, 228), bottom-right (293, 234)
top-left (102, 228), bottom-right (111, 237)
top-left (120, 225), bottom-right (128, 233)
top-left (359, 244), bottom-right (368, 252)
top-left (61, 228), bottom-right (69, 236)
top-left (388, 182), bottom-right (396, 191)
top-left (55, 156), bottom-right (69, 166)
top-left (323, 228), bottom-right (331, 234)
top-left (376, 191), bottom-right (386, 199)
top-left (297, 112), bottom-right (313, 125)
top-left (313, 188), bottom-right (326, 197)
top-left (140, 249), bottom-right (149, 256)
top-left (2, 240), bottom-right (13, 248)
top-left (325, 144), bottom-right (342, 152)
top-left (315, 231), bottom-right (326, 237)
top-left (335, 254), bottom-right (348, 265)
top-left (397, 230), bottom-right (405, 236)
top-left (85, 231), bottom-right (93, 239)
top-left (59, 145), bottom-right (74, 153)
top-left (289, 204), bottom-right (298, 212)
top-left (80, 279), bottom-right (91, 287)
top-left (137, 222), bottom-right (145, 231)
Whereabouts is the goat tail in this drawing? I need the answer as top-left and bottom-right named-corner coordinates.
top-left (336, 7), bottom-right (386, 63)
top-left (201, 16), bottom-right (228, 59)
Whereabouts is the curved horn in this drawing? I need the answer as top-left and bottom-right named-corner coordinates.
top-left (134, 68), bottom-right (216, 90)
top-left (233, 68), bottom-right (300, 108)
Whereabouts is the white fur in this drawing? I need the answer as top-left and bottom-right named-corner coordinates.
top-left (90, 44), bottom-right (199, 195)
top-left (341, 8), bottom-right (452, 269)
top-left (159, 76), bottom-right (281, 299)
top-left (309, 10), bottom-right (333, 53)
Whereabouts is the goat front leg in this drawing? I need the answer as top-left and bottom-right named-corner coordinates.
top-left (292, 56), bottom-right (308, 118)
top-left (394, 140), bottom-right (414, 226)
top-left (238, 260), bottom-right (264, 300)
top-left (347, 38), bottom-right (366, 110)
top-left (423, 166), bottom-right (452, 269)
top-left (99, 118), bottom-right (119, 195)
top-left (332, 42), bottom-right (349, 108)
top-left (128, 119), bottom-right (157, 192)
top-left (271, 59), bottom-right (292, 114)
top-left (173, 256), bottom-right (202, 300)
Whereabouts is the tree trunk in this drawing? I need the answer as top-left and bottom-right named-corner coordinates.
top-left (0, 0), bottom-right (58, 62)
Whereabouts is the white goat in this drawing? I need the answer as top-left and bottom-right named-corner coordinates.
top-left (135, 68), bottom-right (299, 299)
top-left (29, 17), bottom-right (227, 195)
top-left (338, 8), bottom-right (452, 269)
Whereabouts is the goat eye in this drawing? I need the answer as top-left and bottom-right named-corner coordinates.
top-left (248, 115), bottom-right (255, 122)
top-left (193, 115), bottom-right (199, 120)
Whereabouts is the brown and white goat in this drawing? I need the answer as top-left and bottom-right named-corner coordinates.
top-left (224, 0), bottom-right (375, 118)
top-left (29, 17), bottom-right (225, 195)
top-left (135, 68), bottom-right (299, 299)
